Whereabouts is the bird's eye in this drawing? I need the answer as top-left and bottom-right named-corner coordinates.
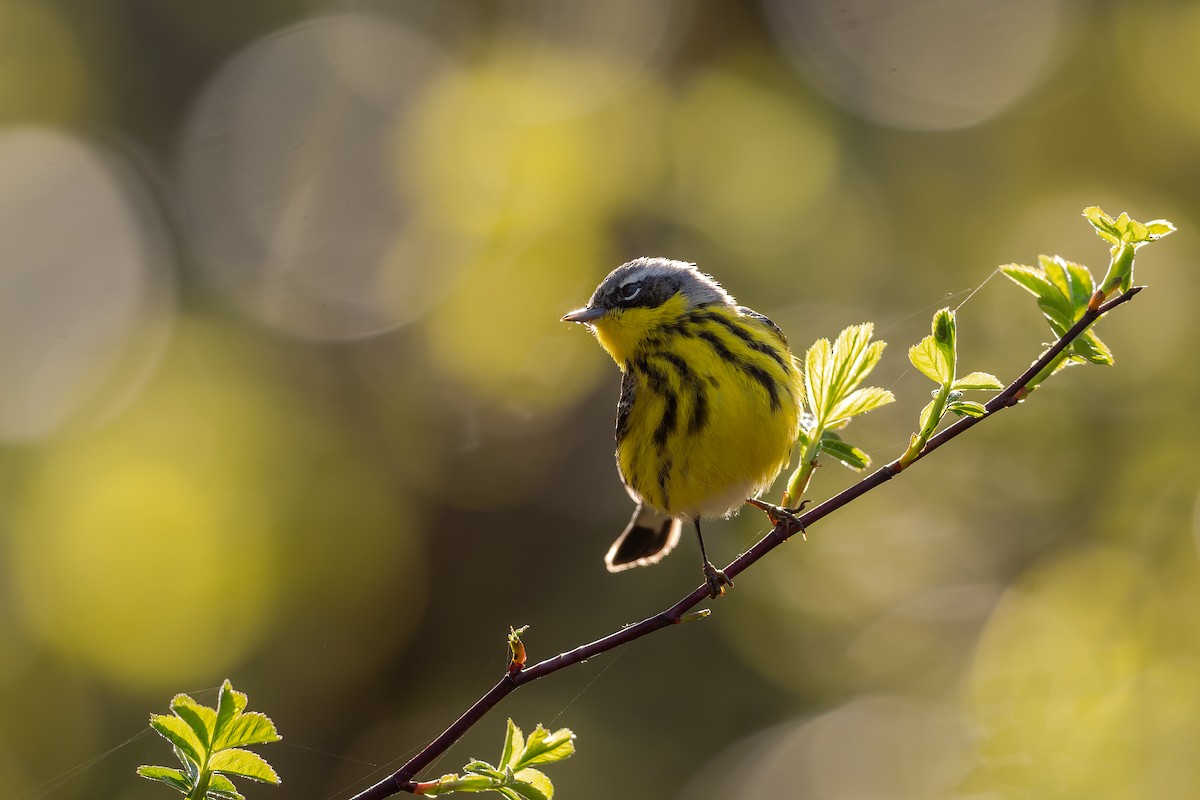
top-left (619, 281), bottom-right (642, 301)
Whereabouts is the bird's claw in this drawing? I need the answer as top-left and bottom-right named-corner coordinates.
top-left (747, 498), bottom-right (809, 536)
top-left (702, 562), bottom-right (733, 598)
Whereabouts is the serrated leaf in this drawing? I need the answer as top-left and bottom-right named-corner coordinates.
top-left (827, 386), bottom-right (895, 426)
top-left (803, 337), bottom-right (833, 417)
top-left (516, 768), bottom-right (554, 800)
top-left (947, 400), bottom-right (987, 418)
top-left (509, 769), bottom-right (553, 800)
top-left (463, 760), bottom-right (503, 778)
top-left (501, 719), bottom-right (524, 769)
top-left (930, 309), bottom-right (957, 379)
top-left (208, 748), bottom-right (280, 784)
top-left (1070, 329), bottom-right (1114, 365)
top-left (818, 432), bottom-right (870, 470)
top-left (909, 335), bottom-right (949, 384)
top-left (952, 372), bottom-right (1003, 390)
top-left (150, 714), bottom-right (204, 767)
top-left (1083, 206), bottom-right (1120, 244)
top-left (1146, 219), bottom-right (1176, 238)
top-left (207, 773), bottom-right (246, 800)
top-left (1039, 255), bottom-right (1073, 308)
top-left (917, 398), bottom-right (939, 434)
top-left (213, 680), bottom-right (249, 746)
top-left (213, 711), bottom-right (280, 750)
top-left (1034, 257), bottom-right (1078, 324)
top-left (1000, 263), bottom-right (1056, 300)
top-left (422, 773), bottom-right (497, 796)
top-left (514, 726), bottom-right (575, 769)
top-left (171, 694), bottom-right (215, 750)
top-left (137, 765), bottom-right (193, 793)
top-left (1064, 259), bottom-right (1096, 309)
top-left (837, 331), bottom-right (886, 394)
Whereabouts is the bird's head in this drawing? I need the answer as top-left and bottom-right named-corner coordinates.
top-left (562, 258), bottom-right (732, 366)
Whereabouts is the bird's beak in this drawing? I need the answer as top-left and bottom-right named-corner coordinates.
top-left (561, 306), bottom-right (606, 324)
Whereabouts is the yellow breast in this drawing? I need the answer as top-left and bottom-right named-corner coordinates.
top-left (595, 302), bottom-right (801, 520)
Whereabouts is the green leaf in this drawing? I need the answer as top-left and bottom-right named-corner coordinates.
top-left (1064, 259), bottom-right (1096, 309)
top-left (1145, 219), bottom-right (1176, 238)
top-left (803, 337), bottom-right (833, 417)
top-left (422, 773), bottom-right (499, 796)
top-left (818, 431), bottom-right (870, 471)
top-left (179, 746), bottom-right (200, 781)
top-left (836, 328), bottom-right (886, 393)
top-left (1033, 258), bottom-right (1077, 323)
top-left (1000, 263), bottom-right (1056, 300)
top-left (171, 694), bottom-right (215, 750)
top-left (516, 768), bottom-right (554, 800)
top-left (212, 711), bottom-right (281, 750)
top-left (931, 308), bottom-right (956, 368)
top-left (509, 769), bottom-right (553, 800)
top-left (463, 760), bottom-right (499, 776)
top-left (947, 400), bottom-right (987, 418)
top-left (1083, 206), bottom-right (1121, 245)
top-left (208, 748), bottom-right (281, 784)
top-left (1070, 329), bottom-right (1114, 365)
top-left (150, 713), bottom-right (205, 767)
top-left (213, 680), bottom-right (249, 747)
top-left (827, 386), bottom-right (895, 426)
top-left (917, 398), bottom-right (939, 434)
top-left (1038, 255), bottom-right (1093, 318)
top-left (501, 719), bottom-right (524, 770)
top-left (1039, 255), bottom-right (1073, 309)
top-left (909, 335), bottom-right (950, 384)
top-left (952, 372), bottom-right (1003, 391)
top-left (137, 765), bottom-right (193, 793)
top-left (206, 773), bottom-right (246, 800)
top-left (513, 725), bottom-right (576, 769)
top-left (803, 324), bottom-right (888, 428)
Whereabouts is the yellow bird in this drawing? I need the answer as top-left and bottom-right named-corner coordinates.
top-left (563, 258), bottom-right (803, 597)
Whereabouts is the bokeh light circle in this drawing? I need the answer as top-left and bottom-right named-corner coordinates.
top-left (178, 13), bottom-right (448, 340)
top-left (5, 317), bottom-right (428, 689)
top-left (681, 696), bottom-right (972, 799)
top-left (0, 126), bottom-right (173, 441)
top-left (763, 0), bottom-right (1071, 130)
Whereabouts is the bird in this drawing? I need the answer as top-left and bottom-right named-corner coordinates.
top-left (562, 257), bottom-right (803, 598)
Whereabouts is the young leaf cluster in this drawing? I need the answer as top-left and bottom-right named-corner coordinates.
top-left (1084, 206), bottom-right (1175, 299)
top-left (138, 680), bottom-right (281, 800)
top-left (417, 720), bottom-right (576, 800)
top-left (783, 323), bottom-right (894, 506)
top-left (1001, 255), bottom-right (1113, 373)
top-left (1000, 207), bottom-right (1174, 395)
top-left (899, 308), bottom-right (1001, 467)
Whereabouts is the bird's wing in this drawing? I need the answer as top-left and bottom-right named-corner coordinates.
top-left (615, 368), bottom-right (635, 446)
top-left (736, 305), bottom-right (789, 346)
top-left (605, 502), bottom-right (682, 572)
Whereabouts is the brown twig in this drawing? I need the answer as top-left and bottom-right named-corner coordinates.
top-left (347, 286), bottom-right (1142, 800)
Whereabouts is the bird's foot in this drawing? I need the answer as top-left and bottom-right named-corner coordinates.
top-left (746, 498), bottom-right (809, 537)
top-left (702, 561), bottom-right (733, 599)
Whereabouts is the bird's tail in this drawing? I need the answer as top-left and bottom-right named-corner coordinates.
top-left (605, 504), bottom-right (682, 572)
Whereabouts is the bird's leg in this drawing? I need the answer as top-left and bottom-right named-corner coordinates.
top-left (746, 497), bottom-right (810, 538)
top-left (693, 518), bottom-right (732, 598)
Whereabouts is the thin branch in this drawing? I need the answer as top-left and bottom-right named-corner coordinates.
top-left (347, 286), bottom-right (1143, 800)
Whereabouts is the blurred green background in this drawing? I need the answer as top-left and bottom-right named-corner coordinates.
top-left (2, 1), bottom-right (1198, 798)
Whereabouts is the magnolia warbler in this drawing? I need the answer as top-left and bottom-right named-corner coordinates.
top-left (563, 258), bottom-right (803, 597)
